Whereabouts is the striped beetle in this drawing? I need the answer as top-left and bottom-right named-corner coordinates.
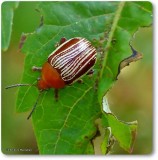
top-left (6, 37), bottom-right (97, 119)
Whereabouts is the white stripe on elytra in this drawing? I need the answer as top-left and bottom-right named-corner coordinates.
top-left (50, 38), bottom-right (85, 66)
top-left (48, 38), bottom-right (73, 58)
top-left (49, 38), bottom-right (85, 63)
top-left (62, 54), bottom-right (96, 81)
top-left (53, 41), bottom-right (90, 68)
top-left (60, 46), bottom-right (93, 74)
top-left (61, 48), bottom-right (96, 80)
top-left (52, 40), bottom-right (90, 68)
top-left (60, 54), bottom-right (83, 75)
top-left (61, 48), bottom-right (95, 77)
top-left (54, 44), bottom-right (91, 72)
top-left (54, 39), bottom-right (89, 61)
top-left (63, 48), bottom-right (95, 77)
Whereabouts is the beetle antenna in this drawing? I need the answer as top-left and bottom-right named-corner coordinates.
top-left (27, 91), bottom-right (43, 120)
top-left (5, 84), bottom-right (35, 89)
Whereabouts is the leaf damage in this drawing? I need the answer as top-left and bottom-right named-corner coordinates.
top-left (118, 45), bottom-right (143, 73)
top-left (15, 1), bottom-right (152, 155)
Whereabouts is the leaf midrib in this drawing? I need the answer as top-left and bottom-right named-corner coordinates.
top-left (99, 1), bottom-right (125, 79)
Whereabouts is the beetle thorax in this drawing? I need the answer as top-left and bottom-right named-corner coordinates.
top-left (37, 62), bottom-right (65, 90)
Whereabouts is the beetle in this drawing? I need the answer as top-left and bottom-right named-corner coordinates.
top-left (6, 37), bottom-right (97, 119)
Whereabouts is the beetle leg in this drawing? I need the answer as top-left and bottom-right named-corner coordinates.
top-left (86, 69), bottom-right (94, 76)
top-left (32, 66), bottom-right (42, 72)
top-left (76, 70), bottom-right (94, 84)
top-left (59, 37), bottom-right (67, 45)
top-left (54, 89), bottom-right (59, 101)
top-left (55, 37), bottom-right (67, 48)
top-left (77, 79), bottom-right (83, 84)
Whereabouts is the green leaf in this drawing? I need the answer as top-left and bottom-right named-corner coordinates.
top-left (97, 1), bottom-right (152, 102)
top-left (103, 113), bottom-right (137, 153)
top-left (101, 127), bottom-right (114, 155)
top-left (1, 1), bottom-right (19, 51)
top-left (101, 97), bottom-right (137, 153)
top-left (16, 1), bottom-right (152, 154)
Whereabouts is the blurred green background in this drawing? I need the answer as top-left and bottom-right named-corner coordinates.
top-left (1, 2), bottom-right (152, 154)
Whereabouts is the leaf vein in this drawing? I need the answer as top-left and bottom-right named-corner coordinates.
top-left (53, 86), bottom-right (92, 153)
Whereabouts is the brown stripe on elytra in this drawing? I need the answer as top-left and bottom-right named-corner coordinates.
top-left (63, 49), bottom-right (96, 83)
top-left (65, 57), bottom-right (96, 85)
top-left (53, 41), bottom-right (90, 68)
top-left (62, 47), bottom-right (96, 76)
top-left (50, 39), bottom-right (91, 70)
top-left (48, 38), bottom-right (82, 65)
top-left (55, 38), bottom-right (81, 54)
top-left (59, 44), bottom-right (93, 75)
